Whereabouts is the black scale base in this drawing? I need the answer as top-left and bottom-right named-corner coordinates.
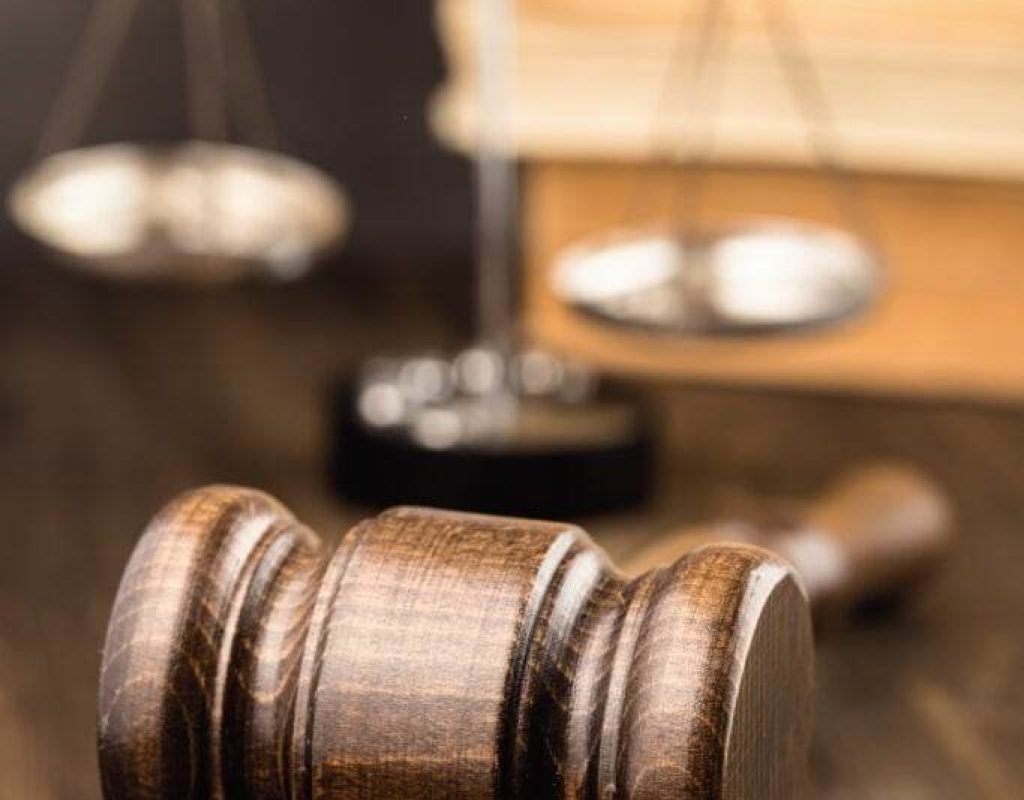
top-left (329, 380), bottom-right (657, 519)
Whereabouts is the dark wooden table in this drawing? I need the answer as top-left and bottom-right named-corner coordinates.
top-left (1, 261), bottom-right (1022, 799)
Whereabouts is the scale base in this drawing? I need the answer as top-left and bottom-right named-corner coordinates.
top-left (328, 359), bottom-right (656, 518)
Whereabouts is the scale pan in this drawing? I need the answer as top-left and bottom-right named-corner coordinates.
top-left (552, 220), bottom-right (879, 336)
top-left (9, 141), bottom-right (349, 283)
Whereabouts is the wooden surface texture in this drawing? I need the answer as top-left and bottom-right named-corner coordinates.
top-left (1, 262), bottom-right (1023, 798)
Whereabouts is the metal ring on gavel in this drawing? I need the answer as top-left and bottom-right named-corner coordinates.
top-left (98, 487), bottom-right (814, 799)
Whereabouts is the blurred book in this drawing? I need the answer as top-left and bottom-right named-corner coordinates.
top-left (432, 0), bottom-right (1024, 180)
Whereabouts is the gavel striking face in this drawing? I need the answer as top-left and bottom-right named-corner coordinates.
top-left (98, 488), bottom-right (814, 799)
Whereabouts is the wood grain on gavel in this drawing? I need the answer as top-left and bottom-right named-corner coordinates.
top-left (98, 488), bottom-right (814, 800)
top-left (625, 463), bottom-right (954, 621)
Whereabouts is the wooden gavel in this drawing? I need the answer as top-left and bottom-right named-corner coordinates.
top-left (626, 462), bottom-right (953, 622)
top-left (98, 463), bottom-right (950, 799)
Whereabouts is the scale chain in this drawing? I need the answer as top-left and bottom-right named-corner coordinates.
top-left (625, 0), bottom-right (878, 257)
top-left (34, 0), bottom-right (281, 155)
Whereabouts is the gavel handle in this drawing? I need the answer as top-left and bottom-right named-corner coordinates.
top-left (623, 462), bottom-right (954, 618)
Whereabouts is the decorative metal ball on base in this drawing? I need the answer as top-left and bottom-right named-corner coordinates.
top-left (329, 349), bottom-right (656, 518)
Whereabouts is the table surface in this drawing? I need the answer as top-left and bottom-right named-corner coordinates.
top-left (1, 261), bottom-right (1022, 799)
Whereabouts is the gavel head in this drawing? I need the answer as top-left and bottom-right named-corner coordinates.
top-left (98, 487), bottom-right (814, 799)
